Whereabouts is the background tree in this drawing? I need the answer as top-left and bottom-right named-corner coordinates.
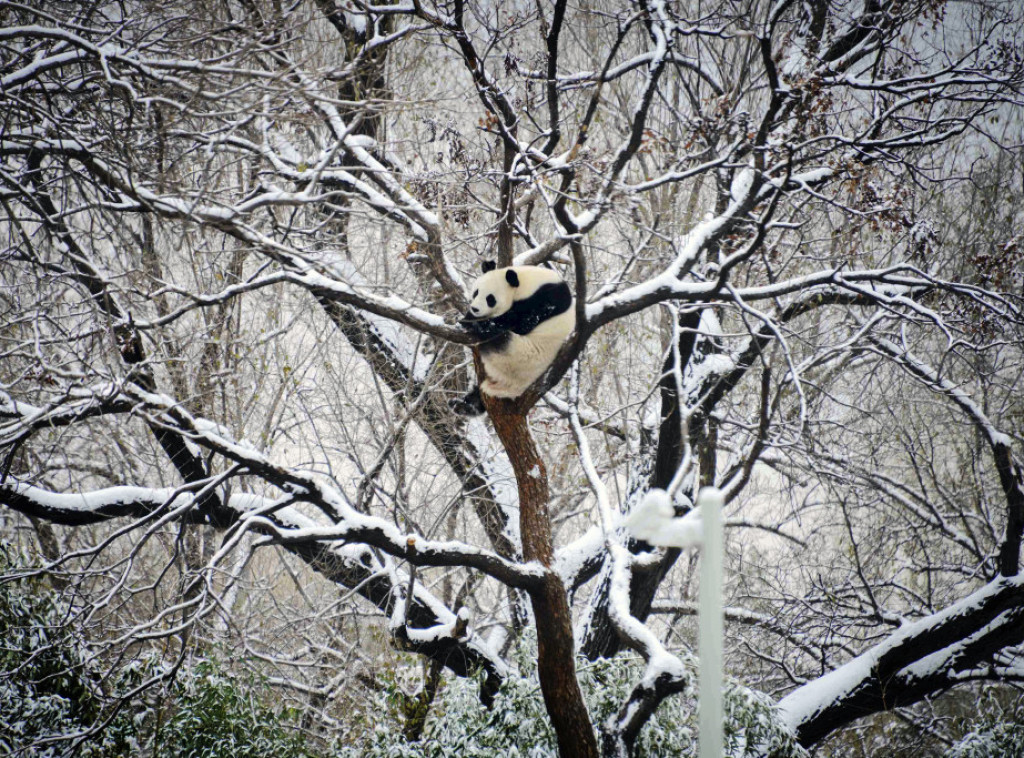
top-left (1, 0), bottom-right (1023, 755)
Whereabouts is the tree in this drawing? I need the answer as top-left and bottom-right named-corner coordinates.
top-left (1, 0), bottom-right (1023, 755)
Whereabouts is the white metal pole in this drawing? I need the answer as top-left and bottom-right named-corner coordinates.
top-left (697, 487), bottom-right (724, 758)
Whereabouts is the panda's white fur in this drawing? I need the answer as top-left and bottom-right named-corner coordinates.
top-left (464, 265), bottom-right (574, 400)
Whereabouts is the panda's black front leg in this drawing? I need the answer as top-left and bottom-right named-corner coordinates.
top-left (450, 317), bottom-right (509, 416)
top-left (450, 384), bottom-right (485, 416)
top-left (459, 315), bottom-right (507, 342)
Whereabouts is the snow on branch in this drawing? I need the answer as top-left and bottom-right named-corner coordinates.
top-left (0, 387), bottom-right (132, 446)
top-left (778, 575), bottom-right (1024, 747)
top-left (34, 136), bottom-right (471, 342)
top-left (0, 472), bottom-right (537, 589)
top-left (151, 394), bottom-right (540, 585)
top-left (0, 480), bottom-right (198, 526)
top-left (0, 477), bottom-right (512, 688)
top-left (305, 253), bottom-right (518, 558)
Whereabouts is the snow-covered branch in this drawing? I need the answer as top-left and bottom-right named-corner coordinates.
top-left (779, 575), bottom-right (1024, 747)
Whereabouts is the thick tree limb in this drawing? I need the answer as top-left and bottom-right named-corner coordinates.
top-left (778, 575), bottom-right (1024, 747)
top-left (0, 479), bottom-right (513, 698)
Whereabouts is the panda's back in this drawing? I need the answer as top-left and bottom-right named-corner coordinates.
top-left (522, 304), bottom-right (574, 340)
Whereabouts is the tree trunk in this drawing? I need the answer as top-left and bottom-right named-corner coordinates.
top-left (487, 399), bottom-right (599, 758)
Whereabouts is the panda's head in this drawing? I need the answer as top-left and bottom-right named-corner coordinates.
top-left (466, 260), bottom-right (521, 319)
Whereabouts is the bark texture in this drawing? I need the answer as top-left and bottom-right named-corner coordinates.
top-left (487, 397), bottom-right (599, 758)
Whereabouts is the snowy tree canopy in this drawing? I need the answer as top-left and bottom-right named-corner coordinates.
top-left (1, 0), bottom-right (1023, 755)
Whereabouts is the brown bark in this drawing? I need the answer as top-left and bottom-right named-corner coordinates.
top-left (486, 397), bottom-right (599, 758)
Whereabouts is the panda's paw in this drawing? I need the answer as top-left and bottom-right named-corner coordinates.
top-left (450, 386), bottom-right (485, 416)
top-left (460, 319), bottom-right (500, 341)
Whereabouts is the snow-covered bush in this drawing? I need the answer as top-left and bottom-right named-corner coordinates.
top-left (945, 693), bottom-right (1024, 758)
top-left (338, 637), bottom-right (806, 758)
top-left (0, 543), bottom-right (309, 758)
top-left (152, 660), bottom-right (311, 758)
top-left (339, 646), bottom-right (556, 758)
top-left (0, 544), bottom-right (138, 757)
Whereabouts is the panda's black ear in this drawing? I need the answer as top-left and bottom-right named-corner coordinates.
top-left (505, 269), bottom-right (520, 287)
top-left (482, 260), bottom-right (497, 273)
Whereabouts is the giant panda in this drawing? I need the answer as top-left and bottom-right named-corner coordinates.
top-left (452, 261), bottom-right (575, 415)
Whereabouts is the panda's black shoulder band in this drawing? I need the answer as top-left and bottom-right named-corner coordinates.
top-left (501, 281), bottom-right (572, 335)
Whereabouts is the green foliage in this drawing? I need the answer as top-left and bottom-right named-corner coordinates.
top-left (818, 687), bottom-right (1024, 758)
top-left (0, 542), bottom-right (309, 758)
top-left (340, 651), bottom-right (556, 758)
top-left (153, 660), bottom-right (311, 758)
top-left (945, 692), bottom-right (1024, 758)
top-left (0, 544), bottom-right (139, 757)
top-left (338, 636), bottom-right (806, 758)
top-left (10, 529), bottom-right (1019, 758)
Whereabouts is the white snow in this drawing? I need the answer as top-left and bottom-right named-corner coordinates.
top-left (466, 416), bottom-right (521, 549)
top-left (623, 489), bottom-right (704, 548)
top-left (554, 523), bottom-right (606, 586)
top-left (0, 391), bottom-right (42, 420)
top-left (686, 353), bottom-right (738, 396)
top-left (6, 480), bottom-right (189, 513)
top-left (317, 257), bottom-right (434, 382)
top-left (777, 575), bottom-right (1024, 734)
top-left (730, 167), bottom-right (756, 204)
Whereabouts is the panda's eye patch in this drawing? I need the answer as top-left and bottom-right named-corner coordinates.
top-left (473, 289), bottom-right (478, 297)
top-left (486, 294), bottom-right (496, 308)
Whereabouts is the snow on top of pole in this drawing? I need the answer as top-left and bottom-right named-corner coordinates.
top-left (623, 489), bottom-right (704, 548)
